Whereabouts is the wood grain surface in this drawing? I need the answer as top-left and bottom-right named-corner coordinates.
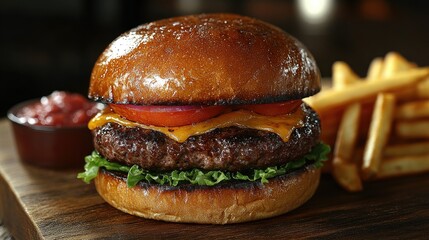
top-left (0, 118), bottom-right (428, 239)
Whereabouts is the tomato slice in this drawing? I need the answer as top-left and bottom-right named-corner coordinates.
top-left (110, 104), bottom-right (227, 127)
top-left (241, 100), bottom-right (302, 116)
top-left (110, 100), bottom-right (302, 127)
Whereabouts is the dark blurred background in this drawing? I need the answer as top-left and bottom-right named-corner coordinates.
top-left (1, 0), bottom-right (429, 117)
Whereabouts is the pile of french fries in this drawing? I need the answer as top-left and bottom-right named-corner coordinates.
top-left (305, 52), bottom-right (429, 192)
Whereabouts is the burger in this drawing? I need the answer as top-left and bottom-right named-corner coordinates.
top-left (78, 13), bottom-right (330, 224)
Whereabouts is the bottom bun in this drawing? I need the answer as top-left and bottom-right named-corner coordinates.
top-left (94, 165), bottom-right (321, 224)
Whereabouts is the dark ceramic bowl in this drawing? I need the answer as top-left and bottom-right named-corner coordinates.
top-left (7, 99), bottom-right (101, 169)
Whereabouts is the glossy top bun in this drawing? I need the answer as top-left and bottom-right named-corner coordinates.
top-left (89, 13), bottom-right (321, 105)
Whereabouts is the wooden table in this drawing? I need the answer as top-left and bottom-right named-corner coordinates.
top-left (0, 118), bottom-right (428, 239)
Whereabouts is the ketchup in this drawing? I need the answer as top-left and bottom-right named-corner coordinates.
top-left (17, 91), bottom-right (101, 127)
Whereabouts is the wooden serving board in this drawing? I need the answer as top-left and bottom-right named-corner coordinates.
top-left (1, 118), bottom-right (428, 239)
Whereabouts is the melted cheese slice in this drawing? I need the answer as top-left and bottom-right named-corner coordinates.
top-left (89, 108), bottom-right (305, 143)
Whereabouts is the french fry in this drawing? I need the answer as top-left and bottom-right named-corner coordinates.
top-left (366, 57), bottom-right (384, 80)
top-left (332, 159), bottom-right (363, 192)
top-left (332, 61), bottom-right (360, 89)
top-left (381, 52), bottom-right (416, 78)
top-left (378, 52), bottom-right (419, 102)
top-left (334, 104), bottom-right (361, 159)
top-left (305, 67), bottom-right (429, 112)
top-left (396, 120), bottom-right (429, 138)
top-left (384, 141), bottom-right (429, 158)
top-left (395, 100), bottom-right (429, 119)
top-left (332, 103), bottom-right (363, 191)
top-left (330, 61), bottom-right (363, 192)
top-left (362, 93), bottom-right (396, 180)
top-left (313, 62), bottom-right (360, 148)
top-left (417, 77), bottom-right (429, 98)
top-left (376, 154), bottom-right (429, 179)
top-left (389, 86), bottom-right (418, 103)
top-left (316, 52), bottom-right (429, 192)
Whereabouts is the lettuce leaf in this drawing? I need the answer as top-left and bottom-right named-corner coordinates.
top-left (77, 142), bottom-right (330, 187)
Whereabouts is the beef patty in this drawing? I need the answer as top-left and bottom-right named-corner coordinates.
top-left (92, 104), bottom-right (320, 172)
